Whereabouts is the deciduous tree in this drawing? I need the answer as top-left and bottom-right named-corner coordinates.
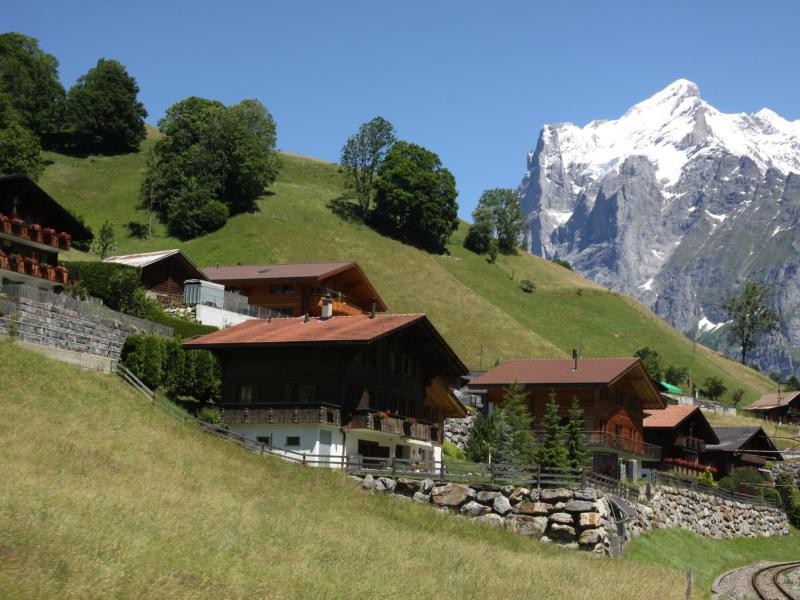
top-left (63, 58), bottom-right (147, 154)
top-left (373, 141), bottom-right (458, 253)
top-left (635, 346), bottom-right (663, 380)
top-left (722, 281), bottom-right (779, 365)
top-left (340, 116), bottom-right (395, 216)
top-left (92, 219), bottom-right (116, 259)
top-left (0, 93), bottom-right (43, 179)
top-left (470, 188), bottom-right (525, 255)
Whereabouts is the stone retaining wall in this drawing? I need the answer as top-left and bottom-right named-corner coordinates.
top-left (350, 475), bottom-right (789, 555)
top-left (770, 460), bottom-right (800, 486)
top-left (444, 416), bottom-right (475, 450)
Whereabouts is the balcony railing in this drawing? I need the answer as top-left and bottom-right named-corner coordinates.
top-left (0, 252), bottom-right (68, 285)
top-left (0, 213), bottom-right (71, 251)
top-left (220, 403), bottom-right (342, 426)
top-left (348, 409), bottom-right (441, 442)
top-left (674, 435), bottom-right (706, 453)
top-left (533, 430), bottom-right (661, 461)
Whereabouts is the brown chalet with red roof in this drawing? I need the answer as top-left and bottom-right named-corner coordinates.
top-left (185, 313), bottom-right (467, 466)
top-left (203, 261), bottom-right (386, 318)
top-left (643, 405), bottom-right (719, 476)
top-left (469, 356), bottom-right (665, 474)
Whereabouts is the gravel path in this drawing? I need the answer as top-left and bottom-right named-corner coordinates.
top-left (712, 562), bottom-right (800, 600)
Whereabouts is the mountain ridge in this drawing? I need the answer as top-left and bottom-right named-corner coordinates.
top-left (520, 80), bottom-right (800, 375)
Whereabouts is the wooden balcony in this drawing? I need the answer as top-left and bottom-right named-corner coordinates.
top-left (674, 435), bottom-right (706, 453)
top-left (0, 213), bottom-right (71, 251)
top-left (0, 252), bottom-right (68, 285)
top-left (220, 403), bottom-right (341, 427)
top-left (347, 410), bottom-right (441, 442)
top-left (534, 430), bottom-right (661, 461)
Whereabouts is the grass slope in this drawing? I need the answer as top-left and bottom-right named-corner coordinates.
top-left (39, 138), bottom-right (775, 403)
top-left (0, 340), bottom-right (685, 599)
top-left (628, 528), bottom-right (800, 599)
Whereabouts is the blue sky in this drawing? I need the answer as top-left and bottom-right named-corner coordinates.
top-left (3, 1), bottom-right (799, 219)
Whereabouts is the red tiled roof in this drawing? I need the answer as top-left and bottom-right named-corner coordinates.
top-left (202, 261), bottom-right (354, 282)
top-left (184, 314), bottom-right (426, 347)
top-left (469, 357), bottom-right (640, 386)
top-left (744, 391), bottom-right (800, 411)
top-left (643, 404), bottom-right (700, 428)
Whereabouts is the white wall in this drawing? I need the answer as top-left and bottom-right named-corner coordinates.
top-left (226, 423), bottom-right (344, 467)
top-left (195, 304), bottom-right (257, 328)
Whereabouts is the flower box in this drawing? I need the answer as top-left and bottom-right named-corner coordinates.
top-left (11, 219), bottom-right (29, 239)
top-left (42, 264), bottom-right (56, 282)
top-left (0, 215), bottom-right (10, 235)
top-left (58, 232), bottom-right (71, 251)
top-left (0, 252), bottom-right (8, 271)
top-left (10, 254), bottom-right (25, 274)
top-left (29, 223), bottom-right (44, 243)
top-left (55, 265), bottom-right (69, 285)
top-left (43, 227), bottom-right (58, 247)
top-left (26, 257), bottom-right (41, 278)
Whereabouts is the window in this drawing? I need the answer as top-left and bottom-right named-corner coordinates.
top-left (239, 385), bottom-right (255, 403)
top-left (326, 411), bottom-right (336, 423)
top-left (256, 435), bottom-right (271, 445)
top-left (286, 436), bottom-right (300, 447)
top-left (614, 424), bottom-right (623, 437)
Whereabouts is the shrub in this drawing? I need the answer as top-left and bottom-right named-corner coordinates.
top-left (697, 467), bottom-right (716, 487)
top-left (519, 279), bottom-right (535, 293)
top-left (65, 261), bottom-right (158, 319)
top-left (126, 221), bottom-right (149, 239)
top-left (718, 466), bottom-right (779, 503)
top-left (552, 259), bottom-right (572, 270)
top-left (148, 311), bottom-right (217, 339)
top-left (198, 406), bottom-right (222, 424)
top-left (442, 440), bottom-right (466, 461)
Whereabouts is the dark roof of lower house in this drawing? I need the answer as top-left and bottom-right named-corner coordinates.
top-left (705, 426), bottom-right (781, 460)
top-left (744, 391), bottom-right (800, 411)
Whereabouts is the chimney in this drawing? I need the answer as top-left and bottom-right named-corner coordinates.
top-left (572, 349), bottom-right (578, 371)
top-left (321, 293), bottom-right (333, 320)
top-left (370, 298), bottom-right (377, 319)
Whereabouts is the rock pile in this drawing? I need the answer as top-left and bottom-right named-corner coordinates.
top-left (443, 416), bottom-right (475, 450)
top-left (352, 475), bottom-right (612, 553)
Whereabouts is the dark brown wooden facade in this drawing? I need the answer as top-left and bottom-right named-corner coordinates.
top-left (0, 175), bottom-right (92, 288)
top-left (703, 427), bottom-right (782, 478)
top-left (643, 405), bottom-right (720, 475)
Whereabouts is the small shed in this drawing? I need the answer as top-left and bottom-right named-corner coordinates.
top-left (104, 249), bottom-right (207, 306)
top-left (743, 391), bottom-right (800, 425)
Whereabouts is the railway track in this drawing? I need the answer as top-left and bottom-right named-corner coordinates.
top-left (751, 561), bottom-right (800, 600)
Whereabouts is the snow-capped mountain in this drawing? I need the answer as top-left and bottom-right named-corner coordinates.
top-left (519, 79), bottom-right (800, 375)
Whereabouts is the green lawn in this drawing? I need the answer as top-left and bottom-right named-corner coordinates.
top-left (0, 340), bottom-right (689, 599)
top-left (627, 527), bottom-right (800, 599)
top-left (37, 140), bottom-right (776, 404)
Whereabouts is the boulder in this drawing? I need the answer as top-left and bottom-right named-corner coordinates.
top-left (412, 492), bottom-right (430, 504)
top-left (476, 513), bottom-right (504, 527)
top-left (493, 495), bottom-right (513, 516)
top-left (501, 485), bottom-right (515, 497)
top-left (395, 478), bottom-right (423, 496)
top-left (574, 489), bottom-right (598, 501)
top-left (514, 501), bottom-right (551, 516)
top-left (377, 477), bottom-right (396, 493)
top-left (548, 523), bottom-right (577, 542)
top-left (470, 483), bottom-right (501, 492)
top-left (362, 474), bottom-right (375, 490)
top-left (476, 491), bottom-right (502, 504)
top-left (564, 500), bottom-right (595, 513)
top-left (461, 501), bottom-right (491, 517)
top-left (540, 488), bottom-right (573, 502)
top-left (578, 512), bottom-right (602, 529)
top-left (422, 479), bottom-right (435, 494)
top-left (578, 529), bottom-right (603, 546)
top-left (508, 487), bottom-right (529, 504)
top-left (549, 512), bottom-right (574, 525)
top-left (349, 476), bottom-right (364, 485)
top-left (513, 515), bottom-right (548, 537)
top-left (431, 483), bottom-right (470, 507)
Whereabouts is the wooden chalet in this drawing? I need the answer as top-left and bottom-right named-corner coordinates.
top-left (468, 356), bottom-right (665, 474)
top-left (743, 391), bottom-right (800, 425)
top-left (643, 405), bottom-right (720, 476)
top-left (704, 427), bottom-right (782, 478)
top-left (203, 261), bottom-right (387, 317)
top-left (0, 175), bottom-right (92, 289)
top-left (104, 249), bottom-right (207, 306)
top-left (184, 313), bottom-right (467, 465)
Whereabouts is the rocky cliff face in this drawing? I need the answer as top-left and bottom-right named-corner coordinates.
top-left (519, 79), bottom-right (800, 375)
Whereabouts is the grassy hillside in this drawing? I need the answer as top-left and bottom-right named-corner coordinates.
top-left (0, 340), bottom-right (688, 599)
top-left (39, 134), bottom-right (775, 403)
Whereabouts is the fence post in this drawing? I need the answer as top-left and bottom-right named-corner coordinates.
top-left (537, 464), bottom-right (541, 494)
top-left (391, 457), bottom-right (396, 477)
top-left (489, 461), bottom-right (495, 484)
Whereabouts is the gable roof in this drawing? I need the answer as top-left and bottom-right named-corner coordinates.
top-left (658, 381), bottom-right (684, 395)
top-left (643, 405), bottom-right (720, 443)
top-left (705, 426), bottom-right (781, 459)
top-left (202, 260), bottom-right (387, 311)
top-left (0, 174), bottom-right (93, 241)
top-left (184, 313), bottom-right (468, 375)
top-left (744, 391), bottom-right (800, 411)
top-left (104, 249), bottom-right (207, 281)
top-left (469, 357), bottom-right (664, 409)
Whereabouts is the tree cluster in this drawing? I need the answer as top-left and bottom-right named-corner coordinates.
top-left (339, 118), bottom-right (459, 254)
top-left (463, 188), bottom-right (525, 257)
top-left (142, 97), bottom-right (279, 239)
top-left (721, 280), bottom-right (779, 365)
top-left (0, 32), bottom-right (148, 178)
top-left (534, 394), bottom-right (587, 469)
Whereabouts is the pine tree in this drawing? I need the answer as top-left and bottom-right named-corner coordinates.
top-left (564, 396), bottom-right (588, 469)
top-left (464, 410), bottom-right (498, 463)
top-left (534, 392), bottom-right (567, 468)
top-left (498, 381), bottom-right (535, 465)
top-left (492, 412), bottom-right (516, 464)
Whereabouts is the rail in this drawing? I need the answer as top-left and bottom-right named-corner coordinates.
top-left (532, 430), bottom-right (662, 461)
